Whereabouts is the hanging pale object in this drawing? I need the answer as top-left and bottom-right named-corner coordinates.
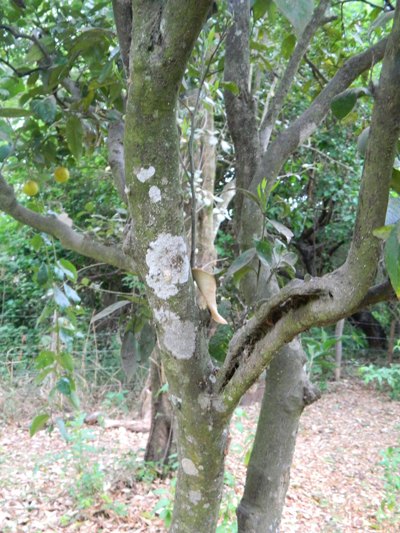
top-left (192, 268), bottom-right (228, 325)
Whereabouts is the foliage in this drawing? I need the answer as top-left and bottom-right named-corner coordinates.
top-left (359, 364), bottom-right (400, 400)
top-left (377, 436), bottom-right (400, 524)
top-left (302, 328), bottom-right (339, 382)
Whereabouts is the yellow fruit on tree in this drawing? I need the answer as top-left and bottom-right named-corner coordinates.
top-left (54, 166), bottom-right (70, 183)
top-left (22, 180), bottom-right (39, 196)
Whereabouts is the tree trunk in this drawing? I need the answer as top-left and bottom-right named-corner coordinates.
top-left (170, 413), bottom-right (229, 532)
top-left (145, 348), bottom-right (175, 465)
top-left (237, 339), bottom-right (320, 532)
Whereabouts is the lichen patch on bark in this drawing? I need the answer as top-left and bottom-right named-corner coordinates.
top-left (182, 458), bottom-right (199, 476)
top-left (145, 234), bottom-right (189, 299)
top-left (189, 490), bottom-right (202, 504)
top-left (149, 185), bottom-right (161, 203)
top-left (154, 308), bottom-right (196, 359)
top-left (136, 166), bottom-right (156, 182)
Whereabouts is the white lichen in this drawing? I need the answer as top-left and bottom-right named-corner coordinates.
top-left (136, 166), bottom-right (155, 182)
top-left (189, 490), bottom-right (202, 504)
top-left (149, 185), bottom-right (161, 203)
top-left (146, 234), bottom-right (189, 299)
top-left (182, 458), bottom-right (199, 476)
top-left (154, 308), bottom-right (195, 359)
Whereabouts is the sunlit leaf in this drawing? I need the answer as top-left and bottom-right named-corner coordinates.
top-left (30, 413), bottom-right (50, 437)
top-left (268, 219), bottom-right (294, 242)
top-left (0, 107), bottom-right (31, 117)
top-left (273, 0), bottom-right (314, 35)
top-left (53, 286), bottom-right (70, 309)
top-left (66, 115), bottom-right (83, 160)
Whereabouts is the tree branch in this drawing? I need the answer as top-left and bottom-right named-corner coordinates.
top-left (112, 0), bottom-right (132, 77)
top-left (107, 120), bottom-right (127, 204)
top-left (251, 37), bottom-right (388, 194)
top-left (259, 0), bottom-right (331, 152)
top-left (218, 4), bottom-right (400, 406)
top-left (0, 173), bottom-right (135, 273)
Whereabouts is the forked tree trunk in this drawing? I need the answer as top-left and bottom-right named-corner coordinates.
top-left (237, 340), bottom-right (320, 532)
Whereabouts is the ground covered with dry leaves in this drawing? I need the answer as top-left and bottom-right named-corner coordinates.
top-left (0, 379), bottom-right (399, 532)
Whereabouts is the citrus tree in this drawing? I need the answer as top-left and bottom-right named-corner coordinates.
top-left (1, 1), bottom-right (400, 531)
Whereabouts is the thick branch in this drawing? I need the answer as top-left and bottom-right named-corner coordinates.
top-left (0, 174), bottom-right (135, 273)
top-left (259, 0), bottom-right (331, 151)
top-left (251, 37), bottom-right (388, 194)
top-left (360, 280), bottom-right (396, 307)
top-left (224, 0), bottom-right (260, 231)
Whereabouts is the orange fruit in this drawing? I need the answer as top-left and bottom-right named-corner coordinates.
top-left (22, 180), bottom-right (39, 196)
top-left (54, 166), bottom-right (70, 183)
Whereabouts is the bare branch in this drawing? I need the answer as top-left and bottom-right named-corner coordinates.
top-left (112, 0), bottom-right (132, 76)
top-left (0, 173), bottom-right (135, 273)
top-left (260, 0), bottom-right (331, 152)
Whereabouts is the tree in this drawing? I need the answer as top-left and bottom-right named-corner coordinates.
top-left (1, 1), bottom-right (400, 531)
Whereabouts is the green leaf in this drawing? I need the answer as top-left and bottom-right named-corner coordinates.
top-left (53, 286), bottom-right (70, 309)
top-left (281, 34), bottom-right (296, 59)
top-left (66, 115), bottom-right (83, 160)
top-left (30, 413), bottom-right (50, 437)
top-left (69, 390), bottom-right (80, 410)
top-left (357, 126), bottom-right (370, 157)
top-left (253, 0), bottom-right (273, 20)
top-left (64, 283), bottom-right (81, 303)
top-left (69, 28), bottom-right (114, 57)
top-left (391, 168), bottom-right (400, 195)
top-left (331, 89), bottom-right (358, 120)
top-left (384, 224), bottom-right (400, 298)
top-left (273, 0), bottom-right (314, 35)
top-left (255, 239), bottom-right (273, 268)
top-left (220, 81), bottom-right (240, 96)
top-left (236, 187), bottom-right (262, 209)
top-left (268, 219), bottom-right (294, 242)
top-left (35, 350), bottom-right (55, 369)
top-left (225, 248), bottom-right (257, 280)
top-left (30, 96), bottom-right (57, 124)
top-left (0, 107), bottom-right (32, 118)
top-left (56, 377), bottom-right (72, 396)
top-left (373, 225), bottom-right (393, 241)
top-left (59, 351), bottom-right (74, 372)
top-left (30, 234), bottom-right (44, 251)
top-left (91, 300), bottom-right (132, 323)
top-left (37, 263), bottom-right (49, 286)
top-left (58, 259), bottom-right (77, 282)
top-left (55, 417), bottom-right (70, 442)
top-left (0, 144), bottom-right (12, 161)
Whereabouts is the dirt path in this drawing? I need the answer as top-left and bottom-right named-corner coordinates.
top-left (0, 379), bottom-right (399, 532)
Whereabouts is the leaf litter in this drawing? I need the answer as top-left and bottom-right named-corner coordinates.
top-left (0, 378), bottom-right (399, 532)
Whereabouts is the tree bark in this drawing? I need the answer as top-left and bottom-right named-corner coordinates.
top-left (237, 339), bottom-right (320, 533)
